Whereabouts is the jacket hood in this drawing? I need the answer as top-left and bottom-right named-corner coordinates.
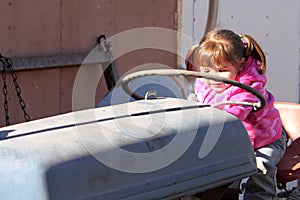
top-left (237, 56), bottom-right (267, 87)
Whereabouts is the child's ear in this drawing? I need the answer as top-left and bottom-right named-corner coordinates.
top-left (240, 57), bottom-right (245, 64)
top-left (239, 57), bottom-right (245, 71)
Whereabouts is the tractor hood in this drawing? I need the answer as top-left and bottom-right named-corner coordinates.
top-left (0, 98), bottom-right (255, 200)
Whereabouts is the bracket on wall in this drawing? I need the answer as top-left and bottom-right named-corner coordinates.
top-left (1, 34), bottom-right (119, 91)
top-left (4, 51), bottom-right (110, 71)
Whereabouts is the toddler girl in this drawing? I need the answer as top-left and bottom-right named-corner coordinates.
top-left (186, 29), bottom-right (286, 199)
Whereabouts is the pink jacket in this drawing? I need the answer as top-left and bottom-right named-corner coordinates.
top-left (194, 56), bottom-right (282, 149)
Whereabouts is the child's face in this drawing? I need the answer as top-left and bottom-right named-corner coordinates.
top-left (199, 60), bottom-right (240, 93)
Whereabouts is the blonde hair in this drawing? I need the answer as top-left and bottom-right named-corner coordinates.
top-left (185, 29), bottom-right (266, 73)
top-left (185, 45), bottom-right (198, 71)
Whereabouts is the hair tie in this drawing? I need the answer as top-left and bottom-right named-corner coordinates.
top-left (239, 34), bottom-right (248, 47)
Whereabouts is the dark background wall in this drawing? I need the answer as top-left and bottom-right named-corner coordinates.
top-left (0, 0), bottom-right (178, 126)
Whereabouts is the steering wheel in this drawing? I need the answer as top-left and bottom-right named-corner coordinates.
top-left (120, 69), bottom-right (266, 112)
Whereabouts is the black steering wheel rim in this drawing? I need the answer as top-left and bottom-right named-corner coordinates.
top-left (120, 69), bottom-right (266, 112)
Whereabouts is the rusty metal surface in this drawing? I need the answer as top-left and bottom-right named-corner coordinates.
top-left (0, 0), bottom-right (177, 126)
top-left (0, 0), bottom-right (177, 66)
top-left (0, 65), bottom-right (109, 126)
top-left (0, 0), bottom-right (61, 57)
top-left (0, 68), bottom-right (61, 126)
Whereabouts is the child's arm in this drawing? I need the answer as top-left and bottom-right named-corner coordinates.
top-left (225, 81), bottom-right (266, 121)
top-left (225, 103), bottom-right (253, 121)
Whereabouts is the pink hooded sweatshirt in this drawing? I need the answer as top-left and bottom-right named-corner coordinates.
top-left (194, 56), bottom-right (282, 149)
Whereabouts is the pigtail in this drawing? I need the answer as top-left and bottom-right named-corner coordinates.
top-left (241, 34), bottom-right (266, 73)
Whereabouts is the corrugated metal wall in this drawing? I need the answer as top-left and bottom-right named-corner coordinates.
top-left (0, 0), bottom-right (178, 126)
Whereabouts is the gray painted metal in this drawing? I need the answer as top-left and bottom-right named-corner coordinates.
top-left (0, 98), bottom-right (256, 200)
top-left (10, 53), bottom-right (95, 70)
top-left (6, 49), bottom-right (110, 71)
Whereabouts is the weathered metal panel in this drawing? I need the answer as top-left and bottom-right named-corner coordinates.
top-left (0, 0), bottom-right (61, 57)
top-left (0, 0), bottom-right (177, 71)
top-left (0, 0), bottom-right (177, 69)
top-left (60, 64), bottom-right (109, 114)
top-left (0, 98), bottom-right (256, 200)
top-left (0, 0), bottom-right (178, 127)
top-left (61, 0), bottom-right (114, 53)
top-left (0, 68), bottom-right (61, 126)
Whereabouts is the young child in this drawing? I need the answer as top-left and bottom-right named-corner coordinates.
top-left (186, 29), bottom-right (286, 199)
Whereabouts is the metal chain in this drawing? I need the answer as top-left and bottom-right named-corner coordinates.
top-left (0, 54), bottom-right (30, 125)
top-left (0, 58), bottom-right (10, 126)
